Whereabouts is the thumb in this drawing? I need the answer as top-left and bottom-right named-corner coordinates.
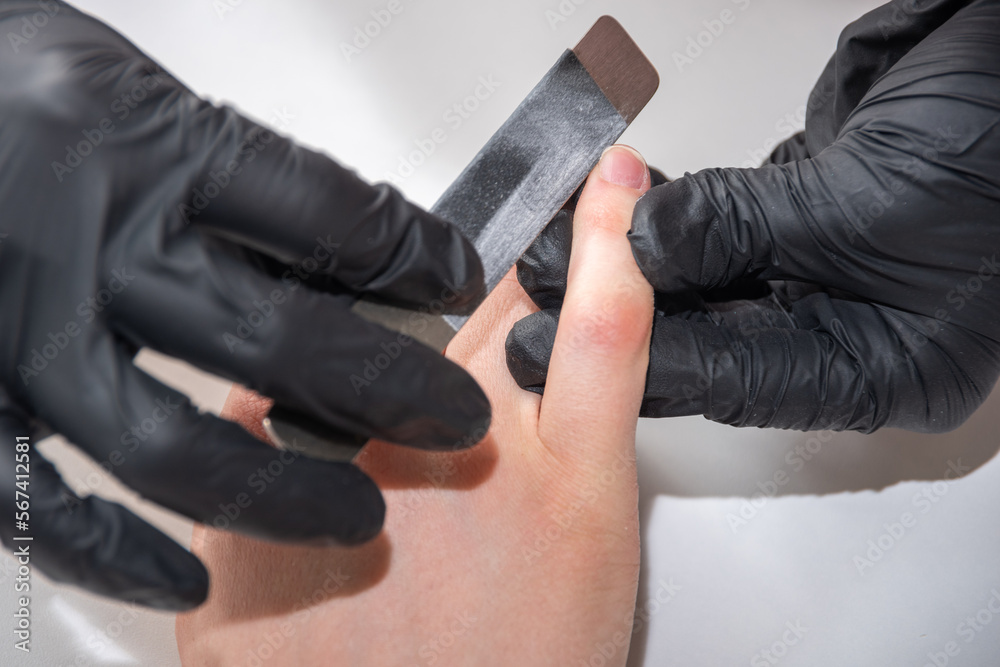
top-left (538, 145), bottom-right (653, 461)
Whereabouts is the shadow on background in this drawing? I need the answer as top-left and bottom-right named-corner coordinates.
top-left (627, 385), bottom-right (1000, 666)
top-left (633, 383), bottom-right (1000, 501)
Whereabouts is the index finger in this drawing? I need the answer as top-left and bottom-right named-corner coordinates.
top-left (179, 107), bottom-right (485, 309)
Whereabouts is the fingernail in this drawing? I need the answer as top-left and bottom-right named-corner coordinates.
top-left (599, 145), bottom-right (648, 190)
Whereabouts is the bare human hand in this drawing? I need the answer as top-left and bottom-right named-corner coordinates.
top-left (176, 145), bottom-right (654, 666)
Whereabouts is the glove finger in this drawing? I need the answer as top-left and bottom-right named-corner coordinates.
top-left (631, 85), bottom-right (1000, 332)
top-left (629, 159), bottom-right (844, 294)
top-left (107, 230), bottom-right (489, 451)
top-left (505, 308), bottom-right (560, 394)
top-left (640, 119), bottom-right (918, 294)
top-left (642, 294), bottom-right (1000, 432)
top-left (508, 288), bottom-right (1000, 433)
top-left (44, 15), bottom-right (484, 311)
top-left (176, 107), bottom-right (483, 309)
top-left (0, 6), bottom-right (482, 312)
top-left (24, 339), bottom-right (386, 546)
top-left (516, 210), bottom-right (573, 311)
top-left (0, 404), bottom-right (208, 611)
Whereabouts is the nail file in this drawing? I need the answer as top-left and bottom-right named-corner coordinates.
top-left (263, 16), bottom-right (659, 461)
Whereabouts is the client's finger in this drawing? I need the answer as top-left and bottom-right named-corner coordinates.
top-left (538, 146), bottom-right (654, 461)
top-left (220, 384), bottom-right (274, 443)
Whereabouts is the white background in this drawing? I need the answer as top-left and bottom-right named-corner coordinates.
top-left (2, 0), bottom-right (999, 665)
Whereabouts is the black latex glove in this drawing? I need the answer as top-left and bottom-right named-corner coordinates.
top-left (507, 0), bottom-right (1000, 433)
top-left (0, 1), bottom-right (490, 610)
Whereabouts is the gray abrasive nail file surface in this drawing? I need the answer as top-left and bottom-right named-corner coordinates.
top-left (264, 16), bottom-right (659, 461)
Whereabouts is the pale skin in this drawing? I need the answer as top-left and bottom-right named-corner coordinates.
top-left (176, 145), bottom-right (654, 666)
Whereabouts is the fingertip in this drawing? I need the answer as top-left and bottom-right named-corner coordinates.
top-left (437, 214), bottom-right (487, 312)
top-left (434, 373), bottom-right (493, 451)
top-left (32, 492), bottom-right (212, 612)
top-left (629, 177), bottom-right (721, 293)
top-left (375, 360), bottom-right (492, 452)
top-left (253, 457), bottom-right (387, 546)
top-left (628, 191), bottom-right (667, 287)
top-left (148, 553), bottom-right (210, 612)
top-left (577, 145), bottom-right (652, 238)
top-left (505, 309), bottom-right (560, 391)
top-left (598, 145), bottom-right (650, 191)
top-left (629, 166), bottom-right (788, 294)
top-left (428, 373), bottom-right (493, 452)
top-left (339, 184), bottom-right (486, 312)
top-left (327, 465), bottom-right (386, 545)
top-left (400, 203), bottom-right (486, 314)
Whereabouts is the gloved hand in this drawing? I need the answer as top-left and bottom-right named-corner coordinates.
top-left (507, 0), bottom-right (1000, 433)
top-left (0, 1), bottom-right (489, 610)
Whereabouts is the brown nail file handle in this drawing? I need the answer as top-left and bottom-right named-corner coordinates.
top-left (265, 16), bottom-right (659, 461)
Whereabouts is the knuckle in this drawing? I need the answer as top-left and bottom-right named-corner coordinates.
top-left (563, 286), bottom-right (652, 357)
